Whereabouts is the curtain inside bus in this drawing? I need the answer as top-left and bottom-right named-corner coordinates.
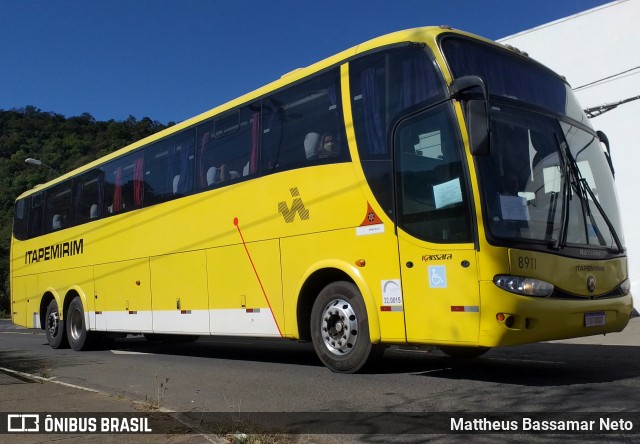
top-left (133, 157), bottom-right (144, 207)
top-left (358, 48), bottom-right (444, 157)
top-left (350, 46), bottom-right (447, 216)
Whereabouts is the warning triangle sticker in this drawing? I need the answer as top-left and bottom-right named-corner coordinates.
top-left (360, 202), bottom-right (383, 226)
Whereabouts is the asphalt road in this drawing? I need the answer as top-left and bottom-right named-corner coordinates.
top-left (1, 318), bottom-right (640, 442)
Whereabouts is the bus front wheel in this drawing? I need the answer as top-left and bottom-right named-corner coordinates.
top-left (45, 299), bottom-right (68, 349)
top-left (310, 281), bottom-right (382, 373)
top-left (66, 296), bottom-right (94, 351)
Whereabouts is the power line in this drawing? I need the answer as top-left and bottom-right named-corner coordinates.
top-left (574, 66), bottom-right (640, 91)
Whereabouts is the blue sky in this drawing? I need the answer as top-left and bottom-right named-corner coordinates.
top-left (0, 0), bottom-right (613, 124)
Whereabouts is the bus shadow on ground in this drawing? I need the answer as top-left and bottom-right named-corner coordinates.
top-left (107, 336), bottom-right (640, 386)
top-left (110, 335), bottom-right (323, 367)
top-left (395, 342), bottom-right (640, 386)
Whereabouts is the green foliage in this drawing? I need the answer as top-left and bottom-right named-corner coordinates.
top-left (0, 107), bottom-right (170, 314)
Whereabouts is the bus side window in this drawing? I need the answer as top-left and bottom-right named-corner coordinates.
top-left (196, 104), bottom-right (259, 189)
top-left (103, 152), bottom-right (144, 215)
top-left (71, 169), bottom-right (103, 225)
top-left (145, 129), bottom-right (195, 205)
top-left (43, 181), bottom-right (72, 233)
top-left (196, 121), bottom-right (215, 188)
top-left (261, 68), bottom-right (347, 173)
top-left (13, 198), bottom-right (29, 240)
top-left (349, 46), bottom-right (446, 219)
top-left (27, 192), bottom-right (43, 238)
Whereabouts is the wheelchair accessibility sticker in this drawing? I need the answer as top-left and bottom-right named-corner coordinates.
top-left (428, 265), bottom-right (447, 288)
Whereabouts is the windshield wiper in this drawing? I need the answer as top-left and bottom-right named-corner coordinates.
top-left (557, 134), bottom-right (623, 252)
top-left (550, 134), bottom-right (571, 250)
top-left (577, 175), bottom-right (623, 252)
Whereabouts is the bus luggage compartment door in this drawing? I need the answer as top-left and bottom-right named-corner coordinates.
top-left (94, 258), bottom-right (152, 333)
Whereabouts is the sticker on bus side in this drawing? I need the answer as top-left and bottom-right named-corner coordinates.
top-left (357, 203), bottom-right (384, 236)
top-left (381, 279), bottom-right (403, 306)
top-left (428, 265), bottom-right (447, 288)
top-left (356, 224), bottom-right (384, 236)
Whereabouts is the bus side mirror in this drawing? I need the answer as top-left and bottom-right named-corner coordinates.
top-left (450, 76), bottom-right (491, 156)
top-left (597, 130), bottom-right (615, 178)
top-left (450, 75), bottom-right (488, 100)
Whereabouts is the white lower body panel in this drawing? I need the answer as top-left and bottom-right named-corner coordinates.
top-left (87, 308), bottom-right (280, 337)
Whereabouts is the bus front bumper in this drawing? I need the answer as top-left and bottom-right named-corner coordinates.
top-left (477, 281), bottom-right (634, 347)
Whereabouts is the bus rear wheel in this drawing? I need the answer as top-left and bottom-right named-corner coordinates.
top-left (310, 281), bottom-right (382, 373)
top-left (45, 299), bottom-right (68, 349)
top-left (66, 296), bottom-right (95, 351)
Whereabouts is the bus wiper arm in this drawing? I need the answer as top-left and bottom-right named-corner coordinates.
top-left (560, 135), bottom-right (600, 249)
top-left (561, 135), bottom-right (623, 253)
top-left (578, 176), bottom-right (624, 252)
top-left (565, 133), bottom-right (624, 251)
top-left (551, 134), bottom-right (571, 249)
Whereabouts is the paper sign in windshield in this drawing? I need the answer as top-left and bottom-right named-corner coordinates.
top-left (433, 178), bottom-right (463, 209)
top-left (543, 167), bottom-right (561, 194)
top-left (500, 195), bottom-right (530, 221)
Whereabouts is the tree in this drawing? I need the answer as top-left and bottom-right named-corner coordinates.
top-left (0, 108), bottom-right (168, 316)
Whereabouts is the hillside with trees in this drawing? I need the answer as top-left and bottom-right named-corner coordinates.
top-left (0, 106), bottom-right (170, 316)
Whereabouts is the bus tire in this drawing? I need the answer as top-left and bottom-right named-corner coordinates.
top-left (310, 281), bottom-right (381, 373)
top-left (66, 296), bottom-right (94, 351)
top-left (45, 299), bottom-right (68, 349)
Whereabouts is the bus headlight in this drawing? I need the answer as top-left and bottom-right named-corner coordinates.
top-left (620, 279), bottom-right (631, 296)
top-left (494, 275), bottom-right (554, 297)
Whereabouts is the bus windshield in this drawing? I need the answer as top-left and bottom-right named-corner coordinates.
top-left (441, 35), bottom-right (625, 252)
top-left (477, 104), bottom-right (625, 250)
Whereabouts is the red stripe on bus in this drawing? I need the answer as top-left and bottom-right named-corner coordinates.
top-left (234, 217), bottom-right (283, 337)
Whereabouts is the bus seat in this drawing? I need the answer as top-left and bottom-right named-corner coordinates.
top-left (52, 214), bottom-right (62, 230)
top-left (206, 167), bottom-right (217, 186)
top-left (89, 204), bottom-right (98, 219)
top-left (243, 161), bottom-right (250, 176)
top-left (304, 132), bottom-right (321, 159)
top-left (173, 175), bottom-right (181, 194)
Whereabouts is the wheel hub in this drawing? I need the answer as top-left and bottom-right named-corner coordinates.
top-left (47, 312), bottom-right (59, 337)
top-left (321, 299), bottom-right (358, 355)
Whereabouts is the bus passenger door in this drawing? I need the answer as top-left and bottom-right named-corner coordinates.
top-left (393, 103), bottom-right (480, 344)
top-left (397, 234), bottom-right (480, 344)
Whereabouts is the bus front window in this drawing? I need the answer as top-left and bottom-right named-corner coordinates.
top-left (478, 104), bottom-right (624, 251)
top-left (441, 35), bottom-right (626, 253)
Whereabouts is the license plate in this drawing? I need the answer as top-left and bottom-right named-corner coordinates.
top-left (585, 311), bottom-right (606, 327)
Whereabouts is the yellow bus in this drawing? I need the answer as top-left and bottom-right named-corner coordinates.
top-left (10, 26), bottom-right (633, 372)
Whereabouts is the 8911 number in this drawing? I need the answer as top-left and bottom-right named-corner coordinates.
top-left (517, 256), bottom-right (537, 270)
